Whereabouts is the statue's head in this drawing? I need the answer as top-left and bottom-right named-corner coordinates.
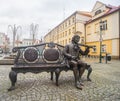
top-left (72, 34), bottom-right (80, 44)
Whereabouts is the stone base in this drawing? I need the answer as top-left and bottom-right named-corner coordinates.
top-left (0, 59), bottom-right (14, 65)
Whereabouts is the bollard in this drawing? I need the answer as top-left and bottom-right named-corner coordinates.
top-left (105, 53), bottom-right (111, 64)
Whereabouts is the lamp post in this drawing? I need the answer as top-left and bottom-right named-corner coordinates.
top-left (99, 20), bottom-right (103, 63)
top-left (8, 24), bottom-right (22, 48)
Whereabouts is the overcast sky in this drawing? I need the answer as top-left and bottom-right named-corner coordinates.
top-left (0, 0), bottom-right (119, 40)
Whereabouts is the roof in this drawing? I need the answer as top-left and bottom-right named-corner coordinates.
top-left (44, 1), bottom-right (120, 37)
top-left (44, 11), bottom-right (92, 37)
top-left (86, 4), bottom-right (120, 24)
top-left (76, 11), bottom-right (91, 17)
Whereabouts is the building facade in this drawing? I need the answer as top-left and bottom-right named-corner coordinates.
top-left (44, 1), bottom-right (120, 59)
top-left (22, 39), bottom-right (42, 46)
top-left (85, 1), bottom-right (120, 59)
top-left (44, 11), bottom-right (91, 45)
top-left (0, 32), bottom-right (10, 53)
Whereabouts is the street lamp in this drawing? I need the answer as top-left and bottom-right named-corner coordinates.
top-left (8, 24), bottom-right (22, 48)
top-left (99, 20), bottom-right (103, 63)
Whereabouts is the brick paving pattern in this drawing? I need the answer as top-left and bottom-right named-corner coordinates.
top-left (0, 58), bottom-right (120, 101)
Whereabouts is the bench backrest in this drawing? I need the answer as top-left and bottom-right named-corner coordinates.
top-left (13, 42), bottom-right (65, 65)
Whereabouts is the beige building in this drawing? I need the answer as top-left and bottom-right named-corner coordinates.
top-left (44, 1), bottom-right (120, 59)
top-left (22, 39), bottom-right (42, 46)
top-left (44, 11), bottom-right (91, 45)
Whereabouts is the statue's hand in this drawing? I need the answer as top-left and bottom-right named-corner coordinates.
top-left (87, 47), bottom-right (90, 51)
top-left (84, 47), bottom-right (90, 55)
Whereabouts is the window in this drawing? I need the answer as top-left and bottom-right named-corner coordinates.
top-left (65, 31), bottom-right (67, 36)
top-left (102, 20), bottom-right (107, 30)
top-left (61, 25), bottom-right (62, 30)
top-left (95, 23), bottom-right (99, 33)
top-left (57, 27), bottom-right (59, 33)
top-left (63, 32), bottom-right (64, 37)
top-left (63, 24), bottom-right (64, 29)
top-left (101, 45), bottom-right (106, 52)
top-left (69, 29), bottom-right (71, 35)
top-left (69, 38), bottom-right (71, 43)
top-left (92, 46), bottom-right (97, 52)
top-left (65, 39), bottom-right (67, 44)
top-left (72, 17), bottom-right (75, 23)
top-left (60, 33), bottom-right (61, 38)
top-left (61, 33), bottom-right (62, 38)
top-left (65, 22), bottom-right (67, 27)
top-left (72, 27), bottom-right (75, 33)
top-left (59, 26), bottom-right (61, 31)
top-left (87, 26), bottom-right (91, 35)
top-left (95, 10), bottom-right (102, 15)
top-left (69, 20), bottom-right (71, 25)
top-left (81, 37), bottom-right (84, 44)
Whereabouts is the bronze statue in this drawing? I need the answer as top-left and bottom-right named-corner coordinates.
top-left (63, 34), bottom-right (92, 90)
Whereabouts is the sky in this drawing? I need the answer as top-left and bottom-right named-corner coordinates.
top-left (0, 0), bottom-right (120, 41)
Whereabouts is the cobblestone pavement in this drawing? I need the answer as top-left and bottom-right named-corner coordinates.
top-left (0, 58), bottom-right (120, 101)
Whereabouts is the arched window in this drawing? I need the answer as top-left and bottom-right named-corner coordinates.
top-left (95, 10), bottom-right (102, 15)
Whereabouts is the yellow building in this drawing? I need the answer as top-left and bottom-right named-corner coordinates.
top-left (85, 1), bottom-right (120, 59)
top-left (44, 1), bottom-right (120, 59)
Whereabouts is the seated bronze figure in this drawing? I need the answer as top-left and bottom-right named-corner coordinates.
top-left (63, 34), bottom-right (92, 90)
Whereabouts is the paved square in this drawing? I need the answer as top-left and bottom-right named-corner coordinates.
top-left (0, 58), bottom-right (120, 101)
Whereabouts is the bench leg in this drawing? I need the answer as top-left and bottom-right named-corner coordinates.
top-left (8, 70), bottom-right (17, 91)
top-left (50, 72), bottom-right (54, 81)
top-left (55, 68), bottom-right (60, 86)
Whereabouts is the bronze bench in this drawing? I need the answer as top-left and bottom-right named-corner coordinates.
top-left (8, 42), bottom-right (71, 91)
